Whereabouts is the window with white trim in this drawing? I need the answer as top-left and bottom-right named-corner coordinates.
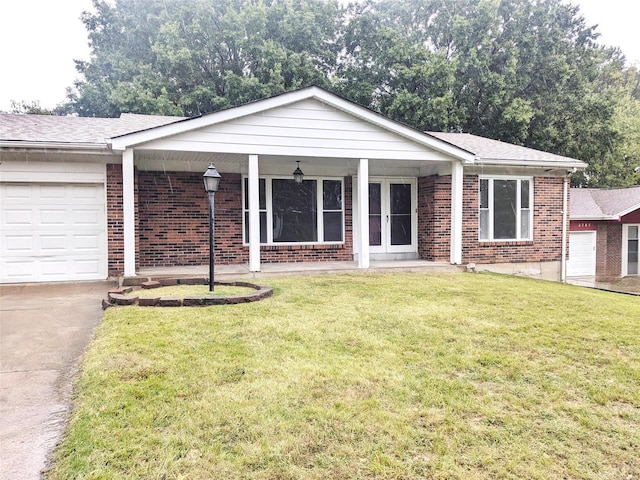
top-left (479, 177), bottom-right (533, 241)
top-left (243, 176), bottom-right (344, 244)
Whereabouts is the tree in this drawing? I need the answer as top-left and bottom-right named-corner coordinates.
top-left (6, 100), bottom-right (71, 116)
top-left (337, 0), bottom-right (627, 186)
top-left (69, 0), bottom-right (341, 117)
top-left (67, 0), bottom-right (634, 186)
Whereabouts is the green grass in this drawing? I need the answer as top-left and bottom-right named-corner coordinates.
top-left (47, 273), bottom-right (640, 479)
top-left (128, 284), bottom-right (256, 298)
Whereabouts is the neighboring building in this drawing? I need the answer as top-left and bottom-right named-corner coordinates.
top-left (568, 186), bottom-right (640, 279)
top-left (0, 86), bottom-right (586, 284)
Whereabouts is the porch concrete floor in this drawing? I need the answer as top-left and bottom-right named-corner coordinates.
top-left (134, 260), bottom-right (465, 281)
top-left (566, 276), bottom-right (640, 296)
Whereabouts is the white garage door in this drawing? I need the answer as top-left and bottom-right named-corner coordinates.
top-left (567, 231), bottom-right (596, 277)
top-left (1, 183), bottom-right (107, 283)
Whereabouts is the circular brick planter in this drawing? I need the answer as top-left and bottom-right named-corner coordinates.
top-left (103, 279), bottom-right (273, 309)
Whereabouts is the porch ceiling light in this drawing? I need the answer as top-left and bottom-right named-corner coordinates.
top-left (293, 161), bottom-right (304, 184)
top-left (203, 162), bottom-right (221, 192)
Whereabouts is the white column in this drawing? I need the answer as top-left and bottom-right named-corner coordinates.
top-left (561, 176), bottom-right (569, 282)
top-left (122, 148), bottom-right (136, 277)
top-left (248, 154), bottom-right (261, 272)
top-left (450, 160), bottom-right (464, 265)
top-left (357, 158), bottom-right (370, 268)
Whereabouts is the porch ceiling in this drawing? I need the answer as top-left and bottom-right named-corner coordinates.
top-left (133, 149), bottom-right (451, 177)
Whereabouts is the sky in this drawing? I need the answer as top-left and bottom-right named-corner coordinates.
top-left (0, 0), bottom-right (638, 113)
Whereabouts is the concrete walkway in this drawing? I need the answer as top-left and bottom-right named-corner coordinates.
top-left (567, 275), bottom-right (640, 296)
top-left (135, 259), bottom-right (464, 281)
top-left (0, 281), bottom-right (114, 480)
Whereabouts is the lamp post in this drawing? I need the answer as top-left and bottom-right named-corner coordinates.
top-left (203, 163), bottom-right (221, 291)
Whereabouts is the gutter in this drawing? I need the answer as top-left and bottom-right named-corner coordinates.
top-left (0, 140), bottom-right (111, 155)
top-left (561, 175), bottom-right (569, 282)
top-left (474, 158), bottom-right (587, 170)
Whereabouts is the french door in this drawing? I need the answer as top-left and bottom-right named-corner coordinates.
top-left (368, 179), bottom-right (417, 254)
top-left (624, 225), bottom-right (639, 276)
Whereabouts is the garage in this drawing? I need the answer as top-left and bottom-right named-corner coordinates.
top-left (567, 231), bottom-right (596, 277)
top-left (0, 182), bottom-right (107, 283)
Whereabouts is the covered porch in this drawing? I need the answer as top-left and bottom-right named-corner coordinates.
top-left (108, 87), bottom-right (475, 278)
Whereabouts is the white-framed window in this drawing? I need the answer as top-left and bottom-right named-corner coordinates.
top-left (243, 176), bottom-right (344, 245)
top-left (623, 224), bottom-right (639, 276)
top-left (479, 177), bottom-right (533, 241)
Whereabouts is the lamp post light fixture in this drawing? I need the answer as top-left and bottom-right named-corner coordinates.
top-left (203, 162), bottom-right (221, 291)
top-left (293, 161), bottom-right (304, 184)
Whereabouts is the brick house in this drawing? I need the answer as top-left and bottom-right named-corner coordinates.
top-left (0, 87), bottom-right (586, 283)
top-left (568, 186), bottom-right (640, 279)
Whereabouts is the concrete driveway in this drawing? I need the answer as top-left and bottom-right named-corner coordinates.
top-left (0, 281), bottom-right (113, 480)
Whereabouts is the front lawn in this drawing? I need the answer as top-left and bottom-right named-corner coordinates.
top-left (47, 273), bottom-right (640, 479)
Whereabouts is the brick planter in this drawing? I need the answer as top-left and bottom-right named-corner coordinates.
top-left (102, 279), bottom-right (272, 308)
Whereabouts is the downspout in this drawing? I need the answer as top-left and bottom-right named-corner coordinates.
top-left (561, 174), bottom-right (570, 282)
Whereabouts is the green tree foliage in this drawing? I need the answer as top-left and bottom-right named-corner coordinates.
top-left (337, 0), bottom-right (631, 186)
top-left (70, 0), bottom-right (341, 117)
top-left (6, 100), bottom-right (71, 116)
top-left (67, 0), bottom-right (637, 186)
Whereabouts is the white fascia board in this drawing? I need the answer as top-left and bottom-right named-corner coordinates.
top-left (476, 157), bottom-right (587, 170)
top-left (570, 214), bottom-right (619, 221)
top-left (108, 86), bottom-right (476, 163)
top-left (617, 204), bottom-right (640, 219)
top-left (0, 140), bottom-right (108, 152)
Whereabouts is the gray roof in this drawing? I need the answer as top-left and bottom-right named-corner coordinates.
top-left (0, 110), bottom-right (585, 170)
top-left (571, 186), bottom-right (640, 220)
top-left (428, 131), bottom-right (586, 168)
top-left (0, 113), bottom-right (183, 145)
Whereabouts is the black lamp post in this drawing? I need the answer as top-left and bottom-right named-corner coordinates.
top-left (203, 163), bottom-right (221, 291)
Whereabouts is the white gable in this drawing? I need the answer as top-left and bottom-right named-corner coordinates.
top-left (131, 98), bottom-right (451, 161)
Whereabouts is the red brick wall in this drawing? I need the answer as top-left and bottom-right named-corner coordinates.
top-left (595, 222), bottom-right (623, 278)
top-left (417, 174), bottom-right (565, 264)
top-left (106, 170), bottom-right (354, 271)
top-left (106, 164), bottom-right (124, 276)
top-left (107, 168), bottom-right (566, 273)
top-left (461, 175), bottom-right (565, 264)
top-left (136, 171), bottom-right (245, 267)
top-left (417, 175), bottom-right (451, 261)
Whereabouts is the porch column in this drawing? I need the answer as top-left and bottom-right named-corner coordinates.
top-left (357, 158), bottom-right (370, 268)
top-left (248, 154), bottom-right (261, 272)
top-left (122, 148), bottom-right (136, 277)
top-left (450, 160), bottom-right (464, 265)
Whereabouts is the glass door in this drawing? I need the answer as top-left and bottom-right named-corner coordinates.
top-left (627, 225), bottom-right (638, 275)
top-left (368, 179), bottom-right (416, 254)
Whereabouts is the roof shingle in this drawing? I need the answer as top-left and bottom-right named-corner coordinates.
top-left (428, 131), bottom-right (586, 167)
top-left (571, 186), bottom-right (640, 219)
top-left (0, 113), bottom-right (183, 144)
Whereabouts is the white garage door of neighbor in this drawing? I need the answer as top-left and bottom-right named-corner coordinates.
top-left (567, 231), bottom-right (597, 277)
top-left (1, 183), bottom-right (107, 283)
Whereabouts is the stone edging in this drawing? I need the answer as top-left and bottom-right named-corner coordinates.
top-left (103, 279), bottom-right (273, 309)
